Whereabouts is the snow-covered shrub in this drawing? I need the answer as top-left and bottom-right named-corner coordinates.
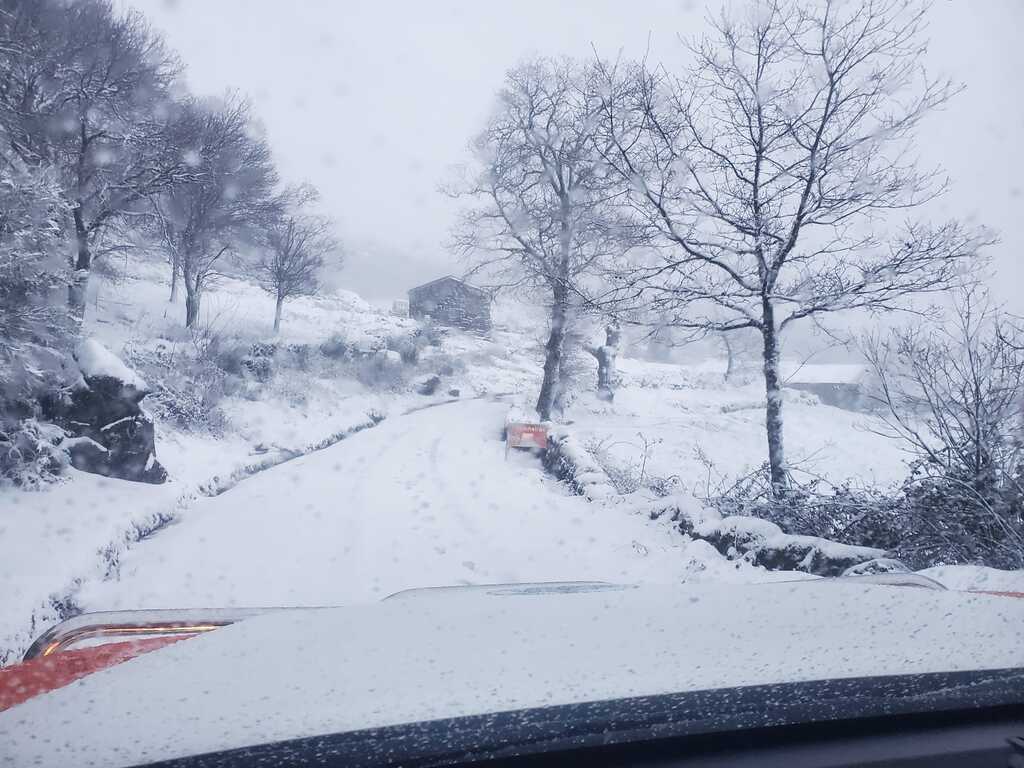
top-left (639, 495), bottom-right (886, 576)
top-left (209, 341), bottom-right (249, 377)
top-left (266, 367), bottom-right (310, 408)
top-left (584, 434), bottom-right (679, 497)
top-left (125, 344), bottom-right (232, 435)
top-left (280, 343), bottom-right (314, 372)
top-left (0, 419), bottom-right (68, 490)
top-left (891, 467), bottom-right (1024, 570)
top-left (860, 293), bottom-right (1024, 569)
top-left (319, 334), bottom-right (352, 360)
top-left (418, 321), bottom-right (446, 348)
top-left (386, 333), bottom-right (423, 365)
top-left (544, 427), bottom-right (617, 501)
top-left (699, 455), bottom-right (1023, 570)
top-left (419, 353), bottom-right (467, 384)
top-left (354, 352), bottom-right (406, 391)
top-left (687, 513), bottom-right (885, 575)
top-left (242, 354), bottom-right (274, 382)
top-left (145, 380), bottom-right (229, 435)
top-left (701, 460), bottom-right (909, 550)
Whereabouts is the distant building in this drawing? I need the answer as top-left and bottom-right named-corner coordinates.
top-left (781, 362), bottom-right (873, 411)
top-left (408, 276), bottom-right (491, 333)
top-left (391, 299), bottom-right (410, 317)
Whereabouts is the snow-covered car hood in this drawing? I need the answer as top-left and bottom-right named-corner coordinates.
top-left (3, 581), bottom-right (1024, 767)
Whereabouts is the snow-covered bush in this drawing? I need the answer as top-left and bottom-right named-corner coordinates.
top-left (893, 468), bottom-right (1024, 569)
top-left (241, 348), bottom-right (274, 383)
top-left (319, 334), bottom-right (352, 360)
top-left (700, 458), bottom-right (1023, 570)
top-left (209, 341), bottom-right (249, 377)
top-left (383, 322), bottom-right (451, 367)
top-left (386, 333), bottom-right (423, 365)
top-left (146, 380), bottom-right (229, 435)
top-left (125, 344), bottom-right (231, 435)
top-left (266, 367), bottom-right (311, 408)
top-left (641, 495), bottom-right (886, 576)
top-left (279, 344), bottom-right (314, 372)
top-left (0, 419), bottom-right (68, 490)
top-left (687, 513), bottom-right (885, 576)
top-left (354, 351), bottom-right (406, 391)
top-left (705, 464), bottom-right (898, 539)
top-left (544, 427), bottom-right (617, 501)
top-left (584, 434), bottom-right (680, 497)
top-left (861, 292), bottom-right (1024, 569)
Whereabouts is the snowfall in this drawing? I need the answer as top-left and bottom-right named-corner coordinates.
top-left (1, 256), bottom-right (1023, 669)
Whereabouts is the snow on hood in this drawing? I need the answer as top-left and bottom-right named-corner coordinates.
top-left (2, 581), bottom-right (1023, 767)
top-left (73, 338), bottom-right (148, 390)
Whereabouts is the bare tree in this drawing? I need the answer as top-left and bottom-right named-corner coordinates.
top-left (0, 150), bottom-right (67, 402)
top-left (593, 0), bottom-right (989, 492)
top-left (251, 187), bottom-right (340, 334)
top-left (450, 57), bottom-right (637, 421)
top-left (862, 290), bottom-right (1024, 567)
top-left (154, 95), bottom-right (279, 327)
top-left (0, 0), bottom-right (187, 318)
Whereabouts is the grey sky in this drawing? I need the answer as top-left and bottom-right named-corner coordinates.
top-left (127, 0), bottom-right (1023, 309)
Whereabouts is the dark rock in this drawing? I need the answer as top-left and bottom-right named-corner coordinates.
top-left (418, 375), bottom-right (442, 396)
top-left (64, 436), bottom-right (109, 475)
top-left (99, 411), bottom-right (167, 483)
top-left (447, 388), bottom-right (460, 397)
top-left (51, 370), bottom-right (167, 484)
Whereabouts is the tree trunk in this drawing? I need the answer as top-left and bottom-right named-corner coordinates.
top-left (273, 295), bottom-right (284, 334)
top-left (760, 299), bottom-right (788, 494)
top-left (722, 332), bottom-right (736, 383)
top-left (538, 201), bottom-right (575, 422)
top-left (536, 289), bottom-right (569, 421)
top-left (184, 275), bottom-right (200, 328)
top-left (169, 253), bottom-right (180, 303)
top-left (552, 337), bottom-right (576, 418)
top-left (68, 207), bottom-right (91, 319)
top-left (72, 207), bottom-right (91, 272)
top-left (591, 323), bottom-right (621, 402)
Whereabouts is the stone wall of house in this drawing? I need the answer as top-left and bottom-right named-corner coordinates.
top-left (409, 278), bottom-right (491, 333)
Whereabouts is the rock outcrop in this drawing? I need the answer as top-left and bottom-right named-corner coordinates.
top-left (48, 340), bottom-right (167, 484)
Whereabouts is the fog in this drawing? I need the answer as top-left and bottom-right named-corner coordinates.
top-left (127, 0), bottom-right (1023, 310)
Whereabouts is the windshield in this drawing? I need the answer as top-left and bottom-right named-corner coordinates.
top-left (1, 1), bottom-right (1022, 766)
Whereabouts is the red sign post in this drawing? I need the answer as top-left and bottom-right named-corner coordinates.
top-left (506, 422), bottom-right (549, 458)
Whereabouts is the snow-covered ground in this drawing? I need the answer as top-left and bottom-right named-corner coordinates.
top-left (2, 256), bottom-right (1022, 667)
top-left (77, 399), bottom-right (699, 611)
top-left (1, 260), bottom-right (425, 662)
top-left (88, 257), bottom-right (413, 351)
top-left (569, 356), bottom-right (910, 494)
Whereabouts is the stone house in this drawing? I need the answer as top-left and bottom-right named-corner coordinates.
top-left (407, 276), bottom-right (491, 333)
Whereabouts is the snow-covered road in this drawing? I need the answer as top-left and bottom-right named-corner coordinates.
top-left (79, 399), bottom-right (689, 611)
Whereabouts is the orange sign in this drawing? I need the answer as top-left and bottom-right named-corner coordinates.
top-left (507, 422), bottom-right (549, 450)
